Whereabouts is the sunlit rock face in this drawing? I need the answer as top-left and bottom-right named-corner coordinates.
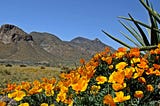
top-left (0, 24), bottom-right (33, 44)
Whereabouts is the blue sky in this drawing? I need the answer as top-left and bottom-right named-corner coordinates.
top-left (0, 0), bottom-right (159, 49)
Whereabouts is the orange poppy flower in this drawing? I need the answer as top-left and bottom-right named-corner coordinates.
top-left (19, 103), bottom-right (29, 106)
top-left (8, 90), bottom-right (26, 101)
top-left (108, 71), bottom-right (125, 84)
top-left (124, 67), bottom-right (134, 79)
top-left (146, 84), bottom-right (154, 92)
top-left (116, 62), bottom-right (128, 70)
top-left (115, 47), bottom-right (127, 58)
top-left (133, 67), bottom-right (144, 79)
top-left (138, 77), bottom-right (146, 84)
top-left (118, 47), bottom-right (127, 52)
top-left (96, 76), bottom-right (107, 84)
top-left (0, 101), bottom-right (6, 106)
top-left (129, 48), bottom-right (140, 57)
top-left (104, 47), bottom-right (110, 53)
top-left (101, 57), bottom-right (112, 65)
top-left (112, 83), bottom-right (126, 91)
top-left (71, 76), bottom-right (89, 92)
top-left (103, 94), bottom-right (116, 106)
top-left (130, 58), bottom-right (140, 64)
top-left (40, 103), bottom-right (48, 106)
top-left (44, 84), bottom-right (54, 96)
top-left (113, 91), bottom-right (130, 103)
top-left (56, 91), bottom-right (67, 102)
top-left (137, 59), bottom-right (148, 69)
top-left (79, 58), bottom-right (85, 64)
top-left (134, 91), bottom-right (144, 98)
top-left (90, 85), bottom-right (101, 95)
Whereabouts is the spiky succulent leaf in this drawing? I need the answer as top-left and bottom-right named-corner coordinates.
top-left (102, 30), bottom-right (131, 48)
top-left (120, 31), bottom-right (141, 47)
top-left (119, 20), bottom-right (145, 46)
top-left (140, 0), bottom-right (160, 23)
top-left (118, 16), bottom-right (160, 33)
top-left (128, 14), bottom-right (150, 46)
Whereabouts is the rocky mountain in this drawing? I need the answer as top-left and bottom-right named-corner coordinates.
top-left (0, 24), bottom-right (115, 67)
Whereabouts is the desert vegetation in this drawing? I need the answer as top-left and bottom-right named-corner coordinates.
top-left (0, 65), bottom-right (60, 90)
top-left (0, 0), bottom-right (160, 106)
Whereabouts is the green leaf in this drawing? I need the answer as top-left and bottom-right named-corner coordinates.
top-left (119, 20), bottom-right (145, 46)
top-left (128, 14), bottom-right (150, 46)
top-left (140, 0), bottom-right (160, 24)
top-left (147, 4), bottom-right (158, 45)
top-left (139, 45), bottom-right (157, 51)
top-left (120, 31), bottom-right (141, 47)
top-left (102, 30), bottom-right (131, 48)
top-left (118, 16), bottom-right (160, 33)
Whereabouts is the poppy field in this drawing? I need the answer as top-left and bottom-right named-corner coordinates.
top-left (0, 45), bottom-right (160, 106)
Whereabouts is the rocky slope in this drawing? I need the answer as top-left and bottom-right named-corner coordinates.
top-left (0, 24), bottom-right (115, 67)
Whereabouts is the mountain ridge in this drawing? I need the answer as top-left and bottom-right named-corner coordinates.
top-left (0, 24), bottom-right (115, 67)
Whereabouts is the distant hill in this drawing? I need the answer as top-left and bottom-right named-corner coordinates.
top-left (0, 24), bottom-right (115, 67)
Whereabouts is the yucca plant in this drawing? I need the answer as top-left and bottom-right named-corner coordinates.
top-left (102, 0), bottom-right (160, 51)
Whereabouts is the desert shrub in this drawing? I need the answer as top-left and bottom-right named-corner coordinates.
top-left (19, 64), bottom-right (27, 67)
top-left (5, 64), bottom-right (12, 67)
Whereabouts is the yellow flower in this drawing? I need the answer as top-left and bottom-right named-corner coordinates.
top-left (109, 65), bottom-right (114, 70)
top-left (101, 57), bottom-right (112, 65)
top-left (33, 80), bottom-right (41, 87)
top-left (96, 76), bottom-right (107, 84)
top-left (0, 101), bottom-right (6, 106)
top-left (90, 85), bottom-right (101, 95)
top-left (133, 67), bottom-right (144, 79)
top-left (116, 62), bottom-right (128, 70)
top-left (130, 57), bottom-right (140, 64)
top-left (71, 76), bottom-right (89, 92)
top-left (8, 90), bottom-right (26, 101)
top-left (103, 94), bottom-right (116, 106)
top-left (158, 43), bottom-right (160, 49)
top-left (44, 84), bottom-right (54, 96)
top-left (21, 81), bottom-right (31, 92)
top-left (56, 91), bottom-right (67, 102)
top-left (108, 71), bottom-right (125, 84)
top-left (40, 103), bottom-right (48, 106)
top-left (50, 104), bottom-right (55, 106)
top-left (115, 47), bottom-right (127, 58)
top-left (124, 67), bottom-right (134, 79)
top-left (18, 103), bottom-right (29, 106)
top-left (134, 91), bottom-right (144, 98)
top-left (113, 91), bottom-right (130, 103)
top-left (146, 84), bottom-right (154, 92)
top-left (28, 86), bottom-right (42, 95)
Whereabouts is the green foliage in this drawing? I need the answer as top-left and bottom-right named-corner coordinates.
top-left (103, 0), bottom-right (160, 51)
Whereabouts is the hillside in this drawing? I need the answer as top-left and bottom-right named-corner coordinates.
top-left (0, 24), bottom-right (115, 67)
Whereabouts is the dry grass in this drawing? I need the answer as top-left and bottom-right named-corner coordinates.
top-left (0, 65), bottom-right (61, 89)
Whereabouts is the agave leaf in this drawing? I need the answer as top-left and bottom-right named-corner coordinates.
top-left (119, 20), bottom-right (145, 46)
top-left (120, 31), bottom-right (141, 47)
top-left (140, 0), bottom-right (160, 24)
top-left (118, 16), bottom-right (160, 33)
top-left (128, 23), bottom-right (143, 40)
top-left (139, 45), bottom-right (157, 51)
top-left (102, 30), bottom-right (131, 48)
top-left (128, 14), bottom-right (150, 46)
top-left (147, 0), bottom-right (158, 45)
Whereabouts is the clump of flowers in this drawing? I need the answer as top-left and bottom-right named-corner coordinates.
top-left (0, 45), bottom-right (159, 106)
